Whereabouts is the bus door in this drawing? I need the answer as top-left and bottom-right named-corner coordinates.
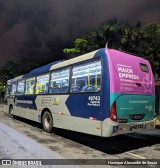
top-left (7, 82), bottom-right (17, 115)
top-left (4, 85), bottom-right (10, 113)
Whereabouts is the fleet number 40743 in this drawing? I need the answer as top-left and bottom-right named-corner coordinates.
top-left (88, 96), bottom-right (100, 101)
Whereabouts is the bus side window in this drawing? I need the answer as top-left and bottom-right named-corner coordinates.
top-left (36, 73), bottom-right (49, 94)
top-left (10, 83), bottom-right (17, 95)
top-left (71, 59), bottom-right (102, 93)
top-left (50, 68), bottom-right (70, 94)
top-left (25, 77), bottom-right (35, 95)
top-left (16, 80), bottom-right (25, 95)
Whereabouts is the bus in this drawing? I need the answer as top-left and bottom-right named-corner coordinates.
top-left (4, 48), bottom-right (156, 137)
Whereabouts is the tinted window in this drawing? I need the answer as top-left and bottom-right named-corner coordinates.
top-left (71, 60), bottom-right (101, 93)
top-left (16, 80), bottom-right (25, 95)
top-left (140, 63), bottom-right (149, 72)
top-left (36, 73), bottom-right (49, 94)
top-left (49, 68), bottom-right (70, 94)
top-left (10, 83), bottom-right (17, 95)
top-left (25, 77), bottom-right (35, 95)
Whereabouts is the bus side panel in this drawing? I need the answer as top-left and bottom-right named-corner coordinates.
top-left (66, 93), bottom-right (102, 136)
top-left (14, 95), bottom-right (36, 119)
top-left (71, 116), bottom-right (102, 136)
top-left (64, 50), bottom-right (110, 136)
top-left (35, 94), bottom-right (101, 136)
top-left (36, 94), bottom-right (101, 136)
top-left (35, 95), bottom-right (72, 129)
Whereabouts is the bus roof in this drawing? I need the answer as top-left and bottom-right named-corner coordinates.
top-left (7, 48), bottom-right (151, 84)
top-left (7, 49), bottom-right (99, 83)
top-left (6, 61), bottom-right (62, 84)
top-left (49, 50), bottom-right (98, 71)
top-left (7, 75), bottom-right (23, 85)
top-left (24, 60), bottom-right (61, 78)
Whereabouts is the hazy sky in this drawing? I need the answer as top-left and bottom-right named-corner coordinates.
top-left (0, 0), bottom-right (160, 66)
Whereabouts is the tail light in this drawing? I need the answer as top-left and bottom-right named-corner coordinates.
top-left (110, 101), bottom-right (117, 122)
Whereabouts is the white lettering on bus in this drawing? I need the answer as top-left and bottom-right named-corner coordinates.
top-left (16, 99), bottom-right (33, 104)
top-left (119, 73), bottom-right (139, 80)
top-left (117, 66), bottom-right (139, 80)
top-left (118, 67), bottom-right (133, 73)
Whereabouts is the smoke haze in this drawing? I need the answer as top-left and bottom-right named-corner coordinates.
top-left (0, 0), bottom-right (160, 66)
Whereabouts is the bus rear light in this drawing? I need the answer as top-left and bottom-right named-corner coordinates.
top-left (89, 117), bottom-right (97, 120)
top-left (110, 101), bottom-right (117, 122)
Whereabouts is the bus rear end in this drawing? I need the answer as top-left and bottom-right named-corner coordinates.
top-left (102, 49), bottom-right (156, 137)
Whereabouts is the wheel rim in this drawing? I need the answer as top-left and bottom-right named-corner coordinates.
top-left (10, 107), bottom-right (13, 115)
top-left (11, 108), bottom-right (13, 115)
top-left (44, 114), bottom-right (51, 129)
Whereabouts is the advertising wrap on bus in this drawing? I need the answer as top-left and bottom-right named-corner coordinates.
top-left (101, 49), bottom-right (155, 136)
top-left (107, 49), bottom-right (154, 95)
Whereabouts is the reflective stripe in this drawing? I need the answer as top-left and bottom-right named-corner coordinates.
top-left (59, 112), bottom-right (64, 115)
top-left (89, 117), bottom-right (97, 120)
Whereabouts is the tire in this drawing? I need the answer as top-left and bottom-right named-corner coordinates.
top-left (42, 111), bottom-right (53, 133)
top-left (9, 106), bottom-right (14, 117)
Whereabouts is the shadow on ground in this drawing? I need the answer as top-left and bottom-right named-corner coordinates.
top-left (13, 115), bottom-right (160, 155)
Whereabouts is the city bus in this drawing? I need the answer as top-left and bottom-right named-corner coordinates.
top-left (4, 48), bottom-right (156, 137)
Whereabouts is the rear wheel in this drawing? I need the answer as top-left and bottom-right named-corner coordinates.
top-left (42, 111), bottom-right (53, 133)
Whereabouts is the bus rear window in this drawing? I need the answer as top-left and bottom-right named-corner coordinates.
top-left (140, 63), bottom-right (149, 72)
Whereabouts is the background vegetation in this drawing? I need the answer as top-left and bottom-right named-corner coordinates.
top-left (0, 20), bottom-right (160, 98)
top-left (63, 20), bottom-right (160, 76)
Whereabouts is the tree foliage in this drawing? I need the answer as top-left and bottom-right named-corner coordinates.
top-left (63, 20), bottom-right (160, 76)
top-left (0, 61), bottom-right (39, 98)
top-left (63, 38), bottom-right (88, 58)
top-left (0, 19), bottom-right (160, 98)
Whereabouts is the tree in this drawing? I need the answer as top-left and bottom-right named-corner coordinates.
top-left (63, 38), bottom-right (88, 58)
top-left (63, 20), bottom-right (160, 76)
top-left (0, 81), bottom-right (5, 102)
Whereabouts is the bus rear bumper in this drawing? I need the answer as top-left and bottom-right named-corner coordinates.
top-left (101, 118), bottom-right (156, 137)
